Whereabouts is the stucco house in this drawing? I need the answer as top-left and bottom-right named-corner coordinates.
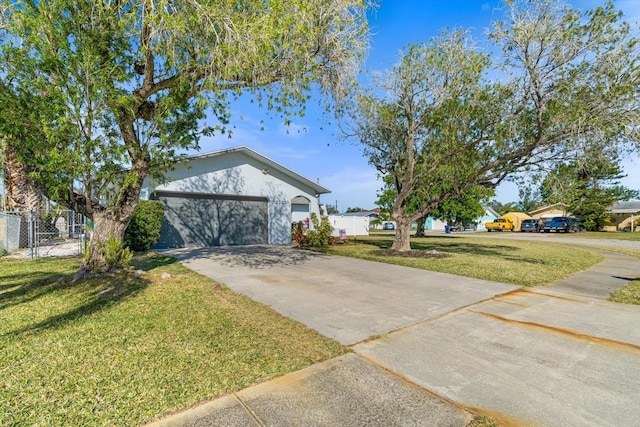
top-left (529, 203), bottom-right (570, 220)
top-left (475, 206), bottom-right (500, 231)
top-left (605, 201), bottom-right (640, 231)
top-left (141, 146), bottom-right (329, 248)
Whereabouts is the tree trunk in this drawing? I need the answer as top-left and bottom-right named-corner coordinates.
top-left (414, 214), bottom-right (427, 237)
top-left (83, 208), bottom-right (135, 273)
top-left (390, 217), bottom-right (412, 252)
top-left (2, 141), bottom-right (42, 211)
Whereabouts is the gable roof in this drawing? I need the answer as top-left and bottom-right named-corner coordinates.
top-left (484, 206), bottom-right (499, 217)
top-left (529, 203), bottom-right (569, 215)
top-left (185, 146), bottom-right (330, 195)
top-left (609, 200), bottom-right (640, 213)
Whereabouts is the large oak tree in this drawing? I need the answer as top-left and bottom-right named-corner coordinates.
top-left (348, 0), bottom-right (639, 252)
top-left (0, 0), bottom-right (371, 272)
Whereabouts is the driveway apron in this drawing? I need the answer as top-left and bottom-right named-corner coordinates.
top-left (167, 245), bottom-right (640, 426)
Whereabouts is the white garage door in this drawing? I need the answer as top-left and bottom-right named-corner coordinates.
top-left (153, 192), bottom-right (268, 248)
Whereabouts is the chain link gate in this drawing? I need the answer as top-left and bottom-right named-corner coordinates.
top-left (1, 209), bottom-right (88, 259)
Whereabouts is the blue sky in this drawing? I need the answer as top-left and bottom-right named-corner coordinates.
top-left (196, 0), bottom-right (640, 211)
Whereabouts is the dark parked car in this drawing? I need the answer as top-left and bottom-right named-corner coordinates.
top-left (520, 218), bottom-right (543, 232)
top-left (449, 222), bottom-right (477, 232)
top-left (543, 216), bottom-right (579, 233)
top-left (383, 222), bottom-right (395, 230)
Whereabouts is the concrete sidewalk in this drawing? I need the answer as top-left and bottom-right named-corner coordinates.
top-left (150, 246), bottom-right (640, 426)
top-left (149, 353), bottom-right (472, 427)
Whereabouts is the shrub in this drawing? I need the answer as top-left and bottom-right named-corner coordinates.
top-left (306, 213), bottom-right (334, 247)
top-left (84, 233), bottom-right (134, 273)
top-left (102, 234), bottom-right (134, 271)
top-left (124, 200), bottom-right (164, 251)
top-left (291, 221), bottom-right (310, 247)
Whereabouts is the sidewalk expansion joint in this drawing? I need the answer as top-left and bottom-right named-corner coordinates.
top-left (353, 352), bottom-right (476, 423)
top-left (348, 286), bottom-right (524, 348)
top-left (233, 393), bottom-right (266, 427)
top-left (469, 309), bottom-right (640, 352)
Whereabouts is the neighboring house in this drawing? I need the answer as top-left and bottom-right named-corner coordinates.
top-left (424, 206), bottom-right (499, 231)
top-left (475, 206), bottom-right (500, 231)
top-left (328, 212), bottom-right (373, 237)
top-left (605, 201), bottom-right (640, 232)
top-left (424, 216), bottom-right (447, 231)
top-left (529, 203), bottom-right (570, 220)
top-left (141, 146), bottom-right (330, 248)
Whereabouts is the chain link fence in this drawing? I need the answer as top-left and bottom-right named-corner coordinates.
top-left (0, 209), bottom-right (88, 259)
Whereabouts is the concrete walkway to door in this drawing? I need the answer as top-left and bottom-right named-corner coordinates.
top-left (152, 245), bottom-right (640, 427)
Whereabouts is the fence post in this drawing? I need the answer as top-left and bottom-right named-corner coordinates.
top-left (28, 210), bottom-right (34, 260)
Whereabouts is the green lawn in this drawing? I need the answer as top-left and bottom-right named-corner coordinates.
top-left (0, 254), bottom-right (345, 426)
top-left (323, 235), bottom-right (604, 286)
top-left (610, 278), bottom-right (640, 305)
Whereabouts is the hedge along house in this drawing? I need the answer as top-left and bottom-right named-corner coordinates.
top-left (140, 146), bottom-right (330, 248)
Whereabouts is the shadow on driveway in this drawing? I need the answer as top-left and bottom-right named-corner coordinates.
top-left (166, 245), bottom-right (327, 269)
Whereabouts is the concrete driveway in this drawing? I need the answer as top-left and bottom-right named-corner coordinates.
top-left (169, 246), bottom-right (518, 345)
top-left (166, 245), bottom-right (640, 426)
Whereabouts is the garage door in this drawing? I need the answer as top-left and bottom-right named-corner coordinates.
top-left (153, 192), bottom-right (268, 248)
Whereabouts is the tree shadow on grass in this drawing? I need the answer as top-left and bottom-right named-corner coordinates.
top-left (363, 238), bottom-right (520, 257)
top-left (409, 238), bottom-right (552, 267)
top-left (130, 252), bottom-right (177, 271)
top-left (167, 245), bottom-right (323, 269)
top-left (0, 265), bottom-right (81, 311)
top-left (1, 273), bottom-right (150, 340)
top-left (1, 253), bottom-right (170, 316)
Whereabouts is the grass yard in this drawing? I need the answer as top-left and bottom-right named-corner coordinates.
top-left (0, 254), bottom-right (345, 426)
top-left (610, 278), bottom-right (640, 305)
top-left (323, 235), bottom-right (603, 286)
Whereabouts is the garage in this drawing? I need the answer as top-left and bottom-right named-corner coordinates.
top-left (142, 146), bottom-right (329, 249)
top-left (154, 191), bottom-right (268, 248)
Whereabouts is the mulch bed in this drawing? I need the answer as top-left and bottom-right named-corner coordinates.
top-left (372, 249), bottom-right (451, 259)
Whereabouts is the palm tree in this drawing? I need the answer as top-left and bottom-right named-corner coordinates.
top-left (1, 140), bottom-right (42, 212)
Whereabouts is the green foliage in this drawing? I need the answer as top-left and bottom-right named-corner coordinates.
top-left (352, 0), bottom-right (640, 251)
top-left (123, 200), bottom-right (165, 252)
top-left (292, 214), bottom-right (334, 247)
top-left (488, 200), bottom-right (521, 216)
top-left (85, 234), bottom-right (133, 273)
top-left (431, 186), bottom-right (493, 224)
top-left (0, 0), bottom-right (371, 272)
top-left (307, 213), bottom-right (334, 247)
top-left (291, 221), bottom-right (310, 247)
top-left (539, 157), bottom-right (639, 231)
top-left (102, 235), bottom-right (133, 272)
